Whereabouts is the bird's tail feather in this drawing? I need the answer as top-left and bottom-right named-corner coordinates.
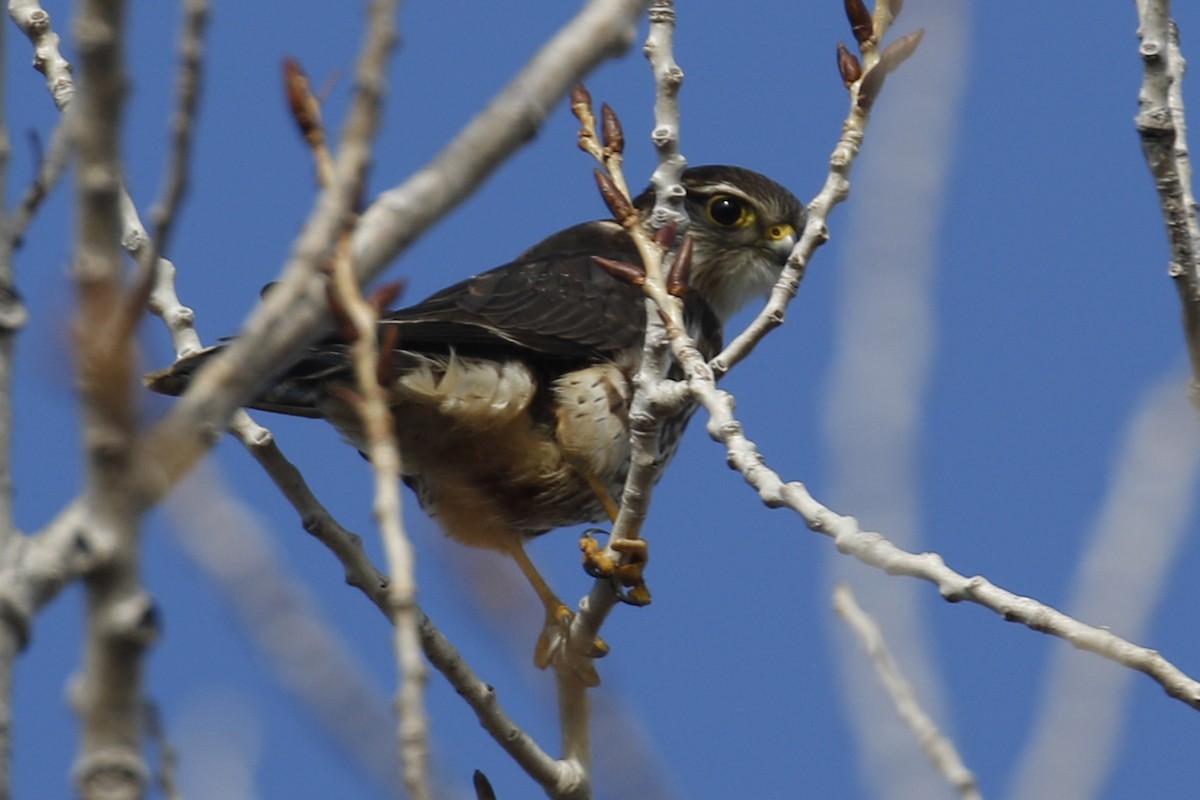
top-left (143, 346), bottom-right (341, 419)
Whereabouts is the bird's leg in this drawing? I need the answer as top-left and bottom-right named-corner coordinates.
top-left (509, 545), bottom-right (607, 687)
top-left (578, 474), bottom-right (652, 606)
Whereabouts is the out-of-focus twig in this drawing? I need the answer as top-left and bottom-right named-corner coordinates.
top-left (833, 584), bottom-right (981, 800)
top-left (285, 7), bottom-right (431, 796)
top-left (143, 0), bottom-right (208, 275)
top-left (144, 701), bottom-right (185, 800)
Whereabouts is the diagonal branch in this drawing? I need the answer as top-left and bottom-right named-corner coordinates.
top-left (833, 583), bottom-right (981, 800)
top-left (692, 362), bottom-right (1200, 710)
top-left (1134, 1), bottom-right (1200, 407)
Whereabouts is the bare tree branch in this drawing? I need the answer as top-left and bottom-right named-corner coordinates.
top-left (1135, 1), bottom-right (1200, 407)
top-left (833, 583), bottom-right (981, 800)
top-left (697, 366), bottom-right (1200, 709)
top-left (1009, 368), bottom-right (1200, 799)
top-left (418, 612), bottom-right (585, 797)
top-left (164, 464), bottom-right (400, 793)
top-left (144, 0), bottom-right (208, 273)
top-left (69, 0), bottom-right (159, 795)
top-left (644, 0), bottom-right (687, 230)
top-left (285, 4), bottom-right (430, 791)
top-left (8, 0), bottom-right (73, 110)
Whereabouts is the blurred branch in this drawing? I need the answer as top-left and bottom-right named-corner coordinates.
top-left (833, 583), bottom-right (981, 800)
top-left (0, 12), bottom-right (21, 789)
top-left (1, 118), bottom-right (71, 250)
top-left (1134, 2), bottom-right (1200, 408)
top-left (7, 0), bottom-right (73, 109)
top-left (285, 3), bottom-right (430, 791)
top-left (143, 0), bottom-right (208, 272)
top-left (1009, 369), bottom-right (1200, 799)
top-left (164, 465), bottom-right (401, 793)
top-left (69, 0), bottom-right (159, 796)
top-left (144, 701), bottom-right (184, 800)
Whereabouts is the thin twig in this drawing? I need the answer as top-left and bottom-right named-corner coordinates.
top-left (419, 614), bottom-right (585, 795)
top-left (711, 8), bottom-right (922, 378)
top-left (286, 4), bottom-right (430, 795)
top-left (833, 584), bottom-right (981, 800)
top-left (144, 701), bottom-right (185, 800)
top-left (2, 117), bottom-right (72, 249)
top-left (144, 0), bottom-right (208, 271)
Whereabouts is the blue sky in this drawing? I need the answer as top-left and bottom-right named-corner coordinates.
top-left (9, 2), bottom-right (1200, 799)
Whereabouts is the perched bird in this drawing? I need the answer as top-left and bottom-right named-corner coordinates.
top-left (148, 165), bottom-right (803, 672)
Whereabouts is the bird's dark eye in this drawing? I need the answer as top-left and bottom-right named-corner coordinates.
top-left (707, 195), bottom-right (746, 227)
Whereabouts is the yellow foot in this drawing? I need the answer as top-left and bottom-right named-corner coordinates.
top-left (580, 530), bottom-right (652, 606)
top-left (533, 603), bottom-right (608, 687)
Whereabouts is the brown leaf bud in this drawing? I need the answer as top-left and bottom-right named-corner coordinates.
top-left (666, 235), bottom-right (693, 298)
top-left (368, 279), bottom-right (406, 314)
top-left (377, 324), bottom-right (401, 388)
top-left (600, 102), bottom-right (624, 155)
top-left (594, 169), bottom-right (636, 224)
top-left (844, 0), bottom-right (874, 46)
top-left (837, 42), bottom-right (863, 87)
top-left (652, 221), bottom-right (678, 251)
top-left (570, 83), bottom-right (592, 114)
top-left (592, 256), bottom-right (645, 286)
top-left (283, 57), bottom-right (324, 145)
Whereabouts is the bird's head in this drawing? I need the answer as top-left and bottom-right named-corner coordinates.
top-left (636, 165), bottom-right (804, 323)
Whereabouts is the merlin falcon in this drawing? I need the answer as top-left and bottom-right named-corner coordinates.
top-left (148, 165), bottom-right (803, 667)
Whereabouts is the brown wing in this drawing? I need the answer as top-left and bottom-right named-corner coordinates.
top-left (379, 220), bottom-right (650, 360)
top-left (146, 219), bottom-right (723, 418)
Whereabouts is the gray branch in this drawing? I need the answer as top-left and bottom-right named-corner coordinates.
top-left (1135, 1), bottom-right (1200, 404)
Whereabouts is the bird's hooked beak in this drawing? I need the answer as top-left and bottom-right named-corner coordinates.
top-left (764, 223), bottom-right (798, 264)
